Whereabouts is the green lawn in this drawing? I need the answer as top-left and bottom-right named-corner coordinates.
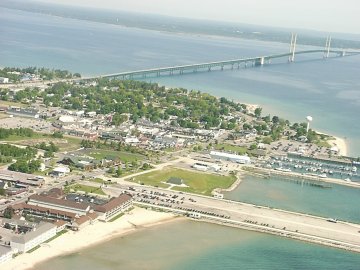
top-left (2, 132), bottom-right (45, 142)
top-left (134, 167), bottom-right (236, 196)
top-left (58, 136), bottom-right (82, 151)
top-left (65, 184), bottom-right (106, 195)
top-left (87, 149), bottom-right (145, 162)
top-left (0, 100), bottom-right (26, 108)
top-left (214, 143), bottom-right (247, 155)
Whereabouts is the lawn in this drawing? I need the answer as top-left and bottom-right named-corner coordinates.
top-left (64, 184), bottom-right (106, 195)
top-left (2, 132), bottom-right (46, 142)
top-left (133, 167), bottom-right (236, 196)
top-left (58, 136), bottom-right (82, 151)
top-left (0, 100), bottom-right (26, 108)
top-left (87, 149), bottom-right (145, 162)
top-left (214, 143), bottom-right (247, 155)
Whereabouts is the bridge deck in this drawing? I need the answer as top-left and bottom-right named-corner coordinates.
top-left (86, 49), bottom-right (358, 80)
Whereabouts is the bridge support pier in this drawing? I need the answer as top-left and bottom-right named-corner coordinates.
top-left (221, 65), bottom-right (224, 71)
top-left (208, 67), bottom-right (211, 72)
top-left (255, 57), bottom-right (265, 66)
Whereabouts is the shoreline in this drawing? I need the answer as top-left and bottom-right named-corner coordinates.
top-left (328, 136), bottom-right (348, 156)
top-left (2, 207), bottom-right (180, 270)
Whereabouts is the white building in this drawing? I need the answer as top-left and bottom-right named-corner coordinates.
top-left (94, 194), bottom-right (133, 222)
top-left (10, 222), bottom-right (57, 253)
top-left (0, 77), bottom-right (9, 84)
top-left (51, 166), bottom-right (70, 177)
top-left (210, 151), bottom-right (251, 164)
top-left (0, 246), bottom-right (12, 264)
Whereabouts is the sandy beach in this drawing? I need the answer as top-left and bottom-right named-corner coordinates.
top-left (2, 207), bottom-right (178, 270)
top-left (328, 136), bottom-right (348, 156)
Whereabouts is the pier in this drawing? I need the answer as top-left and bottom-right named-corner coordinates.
top-left (104, 183), bottom-right (360, 253)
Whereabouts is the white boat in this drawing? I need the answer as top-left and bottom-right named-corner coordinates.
top-left (344, 178), bottom-right (352, 182)
top-left (319, 173), bottom-right (327, 178)
top-left (327, 218), bottom-right (338, 223)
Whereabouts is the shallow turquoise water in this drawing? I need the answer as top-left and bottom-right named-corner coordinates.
top-left (34, 220), bottom-right (360, 270)
top-left (225, 175), bottom-right (360, 223)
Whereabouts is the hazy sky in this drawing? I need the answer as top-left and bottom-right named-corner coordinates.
top-left (40, 0), bottom-right (360, 34)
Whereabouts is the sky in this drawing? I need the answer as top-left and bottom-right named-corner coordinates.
top-left (39, 0), bottom-right (360, 34)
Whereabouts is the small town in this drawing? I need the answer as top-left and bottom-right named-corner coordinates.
top-left (0, 67), bottom-right (360, 267)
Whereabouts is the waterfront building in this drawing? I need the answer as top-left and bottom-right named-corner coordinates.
top-left (0, 246), bottom-right (12, 264)
top-left (10, 221), bottom-right (56, 253)
top-left (210, 151), bottom-right (251, 164)
top-left (28, 194), bottom-right (91, 216)
top-left (94, 194), bottom-right (132, 222)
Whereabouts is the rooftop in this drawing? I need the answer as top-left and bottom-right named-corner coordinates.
top-left (94, 194), bottom-right (132, 213)
top-left (29, 194), bottom-right (90, 211)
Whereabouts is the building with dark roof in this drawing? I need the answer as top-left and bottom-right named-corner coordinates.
top-left (94, 194), bottom-right (132, 222)
top-left (28, 194), bottom-right (91, 216)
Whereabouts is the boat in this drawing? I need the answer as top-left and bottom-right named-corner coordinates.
top-left (344, 178), bottom-right (352, 182)
top-left (327, 218), bottom-right (338, 223)
top-left (319, 173), bottom-right (327, 178)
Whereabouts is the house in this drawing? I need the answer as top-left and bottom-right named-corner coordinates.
top-left (10, 221), bottom-right (57, 253)
top-left (94, 194), bottom-right (132, 222)
top-left (0, 77), bottom-right (9, 84)
top-left (59, 156), bottom-right (119, 170)
top-left (51, 166), bottom-right (70, 177)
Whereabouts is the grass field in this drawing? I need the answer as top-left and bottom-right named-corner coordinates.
top-left (87, 149), bottom-right (145, 162)
top-left (1, 132), bottom-right (46, 142)
top-left (133, 167), bottom-right (236, 196)
top-left (58, 136), bottom-right (82, 151)
top-left (0, 100), bottom-right (26, 108)
top-left (65, 184), bottom-right (106, 195)
top-left (214, 143), bottom-right (247, 155)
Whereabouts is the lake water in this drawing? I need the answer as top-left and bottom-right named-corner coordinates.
top-left (1, 6), bottom-right (360, 269)
top-left (1, 7), bottom-right (360, 156)
top-left (225, 174), bottom-right (360, 223)
top-left (33, 220), bottom-right (360, 270)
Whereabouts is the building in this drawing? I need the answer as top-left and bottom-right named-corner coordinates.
top-left (6, 107), bottom-right (39, 118)
top-left (10, 222), bottom-right (57, 253)
top-left (58, 156), bottom-right (119, 170)
top-left (51, 166), bottom-right (70, 177)
top-left (210, 151), bottom-right (251, 164)
top-left (94, 194), bottom-right (132, 222)
top-left (0, 246), bottom-right (12, 264)
top-left (0, 77), bottom-right (9, 84)
top-left (28, 194), bottom-right (91, 216)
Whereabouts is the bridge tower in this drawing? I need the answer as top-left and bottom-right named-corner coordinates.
top-left (324, 36), bottom-right (332, 58)
top-left (289, 33), bottom-right (297, 62)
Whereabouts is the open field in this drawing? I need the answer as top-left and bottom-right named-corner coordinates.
top-left (86, 149), bottom-right (145, 162)
top-left (64, 183), bottom-right (106, 195)
top-left (214, 143), bottom-right (247, 154)
top-left (133, 167), bottom-right (236, 195)
top-left (0, 100), bottom-right (27, 108)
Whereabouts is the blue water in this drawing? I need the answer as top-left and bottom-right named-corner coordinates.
top-left (34, 220), bottom-right (360, 270)
top-left (225, 175), bottom-right (360, 223)
top-left (0, 7), bottom-right (359, 156)
top-left (2, 7), bottom-right (360, 268)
